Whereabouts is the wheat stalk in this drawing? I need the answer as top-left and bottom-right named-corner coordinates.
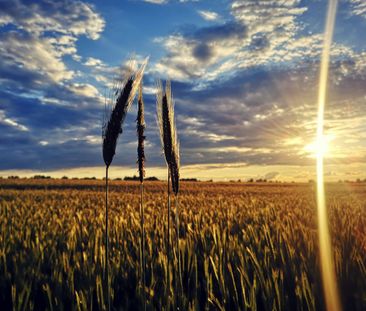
top-left (137, 83), bottom-right (146, 183)
top-left (156, 80), bottom-right (181, 308)
top-left (102, 58), bottom-right (148, 311)
top-left (156, 81), bottom-right (180, 194)
top-left (136, 83), bottom-right (146, 311)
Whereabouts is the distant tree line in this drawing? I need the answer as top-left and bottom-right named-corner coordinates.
top-left (4, 175), bottom-right (366, 183)
top-left (123, 175), bottom-right (159, 181)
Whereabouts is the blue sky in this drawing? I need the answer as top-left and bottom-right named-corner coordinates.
top-left (0, 0), bottom-right (366, 181)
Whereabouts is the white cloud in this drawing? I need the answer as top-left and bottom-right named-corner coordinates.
top-left (0, 110), bottom-right (29, 132)
top-left (154, 22), bottom-right (247, 80)
top-left (349, 0), bottom-right (366, 17)
top-left (69, 83), bottom-right (100, 98)
top-left (0, 15), bottom-right (12, 26)
top-left (46, 35), bottom-right (78, 56)
top-left (0, 0), bottom-right (106, 94)
top-left (0, 32), bottom-right (74, 82)
top-left (143, 0), bottom-right (198, 3)
top-left (72, 54), bottom-right (82, 62)
top-left (143, 0), bottom-right (167, 4)
top-left (0, 0), bottom-right (105, 40)
top-left (153, 0), bottom-right (311, 81)
top-left (84, 57), bottom-right (106, 67)
top-left (198, 10), bottom-right (220, 21)
top-left (153, 0), bottom-right (366, 84)
top-left (85, 135), bottom-right (101, 145)
top-left (0, 0), bottom-right (106, 83)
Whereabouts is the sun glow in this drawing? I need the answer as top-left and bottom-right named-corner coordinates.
top-left (304, 134), bottom-right (335, 158)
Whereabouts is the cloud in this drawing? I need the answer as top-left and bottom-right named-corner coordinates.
top-left (154, 21), bottom-right (247, 80)
top-left (69, 83), bottom-right (100, 98)
top-left (166, 52), bottom-right (366, 167)
top-left (1, 56), bottom-right (366, 171)
top-left (198, 10), bottom-right (220, 21)
top-left (0, 0), bottom-right (108, 171)
top-left (142, 0), bottom-right (198, 3)
top-left (0, 0), bottom-right (107, 90)
top-left (264, 171), bottom-right (280, 180)
top-left (0, 0), bottom-right (105, 40)
top-left (0, 0), bottom-right (106, 84)
top-left (3, 45), bottom-right (365, 172)
top-left (0, 110), bottom-right (29, 132)
top-left (349, 0), bottom-right (366, 17)
top-left (0, 31), bottom-right (74, 83)
top-left (83, 57), bottom-right (149, 92)
top-left (84, 57), bottom-right (106, 67)
top-left (0, 86), bottom-right (107, 170)
top-left (143, 0), bottom-right (167, 3)
top-left (153, 0), bottom-right (366, 87)
top-left (153, 0), bottom-right (314, 81)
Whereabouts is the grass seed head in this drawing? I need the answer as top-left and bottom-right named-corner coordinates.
top-left (156, 80), bottom-right (180, 195)
top-left (137, 83), bottom-right (146, 183)
top-left (102, 58), bottom-right (148, 168)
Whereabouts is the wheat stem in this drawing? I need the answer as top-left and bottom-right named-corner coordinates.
top-left (105, 166), bottom-right (110, 311)
top-left (175, 193), bottom-right (182, 307)
top-left (167, 169), bottom-right (171, 309)
top-left (140, 182), bottom-right (146, 311)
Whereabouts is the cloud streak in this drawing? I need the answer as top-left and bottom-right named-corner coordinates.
top-left (198, 10), bottom-right (220, 21)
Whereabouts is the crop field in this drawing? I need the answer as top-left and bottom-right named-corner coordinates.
top-left (0, 179), bottom-right (365, 310)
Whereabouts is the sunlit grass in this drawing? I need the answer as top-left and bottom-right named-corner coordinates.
top-left (0, 179), bottom-right (365, 310)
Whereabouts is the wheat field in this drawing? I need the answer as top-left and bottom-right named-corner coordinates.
top-left (0, 179), bottom-right (365, 310)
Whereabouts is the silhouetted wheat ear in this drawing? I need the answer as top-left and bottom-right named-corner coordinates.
top-left (103, 58), bottom-right (148, 167)
top-left (156, 80), bottom-right (180, 195)
top-left (137, 83), bottom-right (146, 183)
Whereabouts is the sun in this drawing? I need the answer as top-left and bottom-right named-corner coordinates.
top-left (304, 134), bottom-right (335, 158)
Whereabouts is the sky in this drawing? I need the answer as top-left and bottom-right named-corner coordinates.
top-left (0, 0), bottom-right (366, 181)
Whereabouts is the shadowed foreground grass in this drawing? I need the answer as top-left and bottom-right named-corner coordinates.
top-left (0, 180), bottom-right (365, 310)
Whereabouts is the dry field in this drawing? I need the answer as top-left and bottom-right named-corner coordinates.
top-left (0, 179), bottom-right (365, 310)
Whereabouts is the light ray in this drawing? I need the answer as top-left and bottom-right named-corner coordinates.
top-left (316, 1), bottom-right (342, 311)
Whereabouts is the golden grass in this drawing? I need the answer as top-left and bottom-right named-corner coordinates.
top-left (0, 179), bottom-right (365, 310)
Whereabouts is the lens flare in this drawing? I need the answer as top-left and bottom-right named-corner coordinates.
top-left (316, 1), bottom-right (341, 311)
top-left (305, 134), bottom-right (335, 158)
